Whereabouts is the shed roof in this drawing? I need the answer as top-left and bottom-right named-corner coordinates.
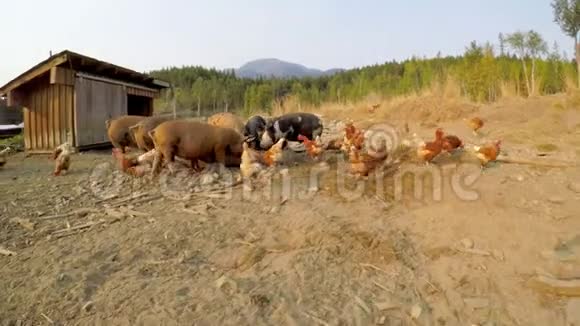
top-left (0, 50), bottom-right (170, 95)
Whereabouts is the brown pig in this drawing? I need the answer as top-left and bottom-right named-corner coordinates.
top-left (129, 115), bottom-right (172, 151)
top-left (149, 120), bottom-right (243, 173)
top-left (106, 115), bottom-right (146, 153)
top-left (207, 112), bottom-right (245, 135)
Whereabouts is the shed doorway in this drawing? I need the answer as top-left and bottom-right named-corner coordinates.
top-left (127, 94), bottom-right (153, 116)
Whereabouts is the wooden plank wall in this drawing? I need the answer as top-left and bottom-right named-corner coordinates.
top-left (21, 80), bottom-right (74, 152)
top-left (75, 77), bottom-right (126, 147)
top-left (50, 66), bottom-right (75, 86)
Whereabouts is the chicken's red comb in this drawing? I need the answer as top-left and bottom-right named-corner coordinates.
top-left (297, 134), bottom-right (309, 141)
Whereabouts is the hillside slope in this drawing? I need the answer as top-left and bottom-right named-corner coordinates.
top-left (235, 58), bottom-right (342, 78)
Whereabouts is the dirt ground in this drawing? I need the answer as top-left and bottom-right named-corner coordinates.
top-left (1, 95), bottom-right (580, 326)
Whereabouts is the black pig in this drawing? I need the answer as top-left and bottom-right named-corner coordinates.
top-left (260, 112), bottom-right (323, 149)
top-left (243, 115), bottom-right (267, 149)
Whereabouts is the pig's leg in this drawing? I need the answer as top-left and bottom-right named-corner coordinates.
top-left (151, 151), bottom-right (163, 176)
top-left (214, 144), bottom-right (226, 165)
top-left (191, 159), bottom-right (202, 172)
top-left (160, 145), bottom-right (175, 164)
top-left (161, 146), bottom-right (178, 175)
top-left (212, 145), bottom-right (229, 173)
top-left (53, 161), bottom-right (61, 176)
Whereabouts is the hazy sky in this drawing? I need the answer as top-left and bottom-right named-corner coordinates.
top-left (0, 0), bottom-right (572, 85)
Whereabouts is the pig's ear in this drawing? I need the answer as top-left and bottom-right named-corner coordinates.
top-left (129, 124), bottom-right (140, 132)
top-left (105, 119), bottom-right (111, 129)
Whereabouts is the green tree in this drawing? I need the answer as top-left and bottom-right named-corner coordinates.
top-left (551, 0), bottom-right (580, 87)
top-left (498, 33), bottom-right (506, 56)
top-left (527, 31), bottom-right (548, 94)
top-left (505, 30), bottom-right (547, 96)
top-left (541, 42), bottom-right (566, 94)
top-left (505, 32), bottom-right (531, 95)
top-left (191, 77), bottom-right (204, 116)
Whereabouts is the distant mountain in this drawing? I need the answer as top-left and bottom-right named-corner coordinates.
top-left (235, 58), bottom-right (343, 79)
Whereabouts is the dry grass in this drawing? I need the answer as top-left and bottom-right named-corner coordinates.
top-left (442, 77), bottom-right (462, 99)
top-left (277, 84), bottom-right (479, 127)
top-left (565, 75), bottom-right (578, 92)
top-left (500, 81), bottom-right (519, 98)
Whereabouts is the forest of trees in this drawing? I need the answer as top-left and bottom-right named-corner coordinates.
top-left (150, 36), bottom-right (578, 117)
top-left (149, 1), bottom-right (580, 116)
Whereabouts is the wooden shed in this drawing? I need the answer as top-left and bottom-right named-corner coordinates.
top-left (0, 50), bottom-right (170, 152)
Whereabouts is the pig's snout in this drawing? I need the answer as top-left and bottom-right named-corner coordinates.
top-left (260, 132), bottom-right (274, 149)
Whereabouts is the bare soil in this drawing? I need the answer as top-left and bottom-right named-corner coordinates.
top-left (1, 95), bottom-right (580, 326)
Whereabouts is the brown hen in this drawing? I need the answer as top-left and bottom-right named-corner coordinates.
top-left (342, 121), bottom-right (365, 153)
top-left (417, 128), bottom-right (445, 164)
top-left (466, 117), bottom-right (484, 136)
top-left (240, 142), bottom-right (266, 179)
top-left (474, 140), bottom-right (501, 168)
top-left (53, 143), bottom-right (73, 176)
top-left (442, 134), bottom-right (464, 154)
top-left (298, 134), bottom-right (323, 159)
top-left (263, 138), bottom-right (286, 167)
top-left (348, 145), bottom-right (387, 176)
